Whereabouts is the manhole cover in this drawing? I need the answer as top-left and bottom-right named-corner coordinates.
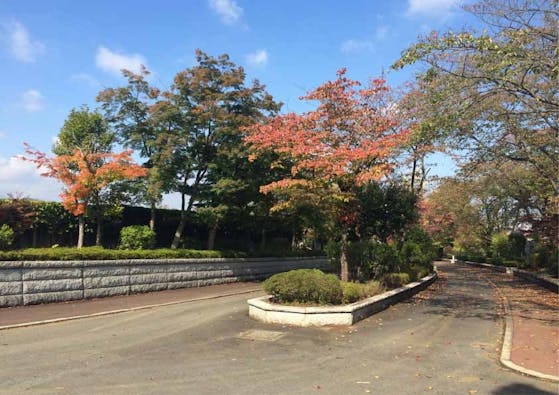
top-left (237, 329), bottom-right (285, 342)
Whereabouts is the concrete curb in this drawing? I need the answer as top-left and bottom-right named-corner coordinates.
top-left (453, 259), bottom-right (558, 294)
top-left (248, 272), bottom-right (438, 326)
top-left (469, 263), bottom-right (559, 382)
top-left (0, 287), bottom-right (262, 331)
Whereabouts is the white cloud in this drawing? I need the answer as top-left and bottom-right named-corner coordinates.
top-left (407, 0), bottom-right (459, 17)
top-left (375, 25), bottom-right (388, 41)
top-left (22, 89), bottom-right (45, 112)
top-left (0, 156), bottom-right (61, 201)
top-left (208, 0), bottom-right (243, 25)
top-left (0, 130), bottom-right (6, 139)
top-left (246, 49), bottom-right (268, 67)
top-left (340, 39), bottom-right (374, 54)
top-left (3, 21), bottom-right (45, 62)
top-left (95, 46), bottom-right (148, 75)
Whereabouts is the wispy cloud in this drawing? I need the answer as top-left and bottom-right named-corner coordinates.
top-left (407, 0), bottom-right (459, 17)
top-left (0, 130), bottom-right (6, 139)
top-left (3, 21), bottom-right (45, 62)
top-left (70, 72), bottom-right (101, 88)
top-left (0, 156), bottom-right (61, 201)
top-left (375, 25), bottom-right (389, 41)
top-left (208, 0), bottom-right (243, 25)
top-left (340, 39), bottom-right (374, 54)
top-left (22, 89), bottom-right (45, 112)
top-left (246, 49), bottom-right (268, 67)
top-left (95, 46), bottom-right (148, 75)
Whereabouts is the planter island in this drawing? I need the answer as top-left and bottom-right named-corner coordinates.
top-left (248, 272), bottom-right (437, 326)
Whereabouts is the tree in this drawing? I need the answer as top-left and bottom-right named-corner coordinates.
top-left (158, 50), bottom-right (280, 249)
top-left (22, 146), bottom-right (146, 248)
top-left (245, 69), bottom-right (409, 280)
top-left (394, 0), bottom-right (557, 209)
top-left (52, 107), bottom-right (118, 245)
top-left (357, 181), bottom-right (418, 243)
top-left (97, 67), bottom-right (165, 231)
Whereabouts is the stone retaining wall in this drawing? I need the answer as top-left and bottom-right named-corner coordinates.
top-left (0, 257), bottom-right (329, 307)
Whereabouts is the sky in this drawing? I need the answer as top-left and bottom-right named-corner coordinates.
top-left (0, 0), bottom-right (474, 208)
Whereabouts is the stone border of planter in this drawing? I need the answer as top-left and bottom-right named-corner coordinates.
top-left (248, 272), bottom-right (438, 326)
top-left (457, 259), bottom-right (558, 293)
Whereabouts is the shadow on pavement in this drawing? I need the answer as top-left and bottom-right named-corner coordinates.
top-left (491, 383), bottom-right (558, 395)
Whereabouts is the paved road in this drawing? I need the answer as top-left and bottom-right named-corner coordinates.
top-left (1, 262), bottom-right (557, 395)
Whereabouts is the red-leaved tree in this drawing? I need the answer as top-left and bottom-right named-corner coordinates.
top-left (245, 69), bottom-right (410, 281)
top-left (22, 145), bottom-right (147, 248)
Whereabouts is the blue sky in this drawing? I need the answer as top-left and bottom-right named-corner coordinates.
top-left (0, 0), bottom-right (472, 207)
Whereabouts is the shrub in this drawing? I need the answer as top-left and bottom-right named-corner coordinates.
top-left (263, 269), bottom-right (343, 305)
top-left (490, 232), bottom-right (510, 262)
top-left (341, 280), bottom-right (384, 304)
top-left (119, 225), bottom-right (156, 250)
top-left (325, 240), bottom-right (401, 281)
top-left (407, 265), bottom-right (432, 281)
top-left (382, 272), bottom-right (410, 288)
top-left (508, 232), bottom-right (526, 260)
top-left (0, 224), bottom-right (15, 250)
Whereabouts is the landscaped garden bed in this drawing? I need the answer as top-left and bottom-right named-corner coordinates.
top-left (248, 267), bottom-right (437, 326)
top-left (249, 270), bottom-right (437, 326)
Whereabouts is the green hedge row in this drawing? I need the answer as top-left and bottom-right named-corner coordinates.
top-left (0, 247), bottom-right (243, 261)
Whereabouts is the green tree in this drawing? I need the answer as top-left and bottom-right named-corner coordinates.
top-left (159, 50), bottom-right (281, 249)
top-left (357, 181), bottom-right (418, 243)
top-left (97, 67), bottom-right (165, 231)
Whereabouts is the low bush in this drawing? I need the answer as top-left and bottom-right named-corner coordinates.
top-left (325, 240), bottom-right (401, 281)
top-left (407, 265), bottom-right (432, 282)
top-left (381, 272), bottom-right (410, 288)
top-left (0, 224), bottom-right (15, 250)
top-left (119, 225), bottom-right (156, 250)
top-left (341, 280), bottom-right (384, 304)
top-left (263, 269), bottom-right (343, 305)
top-left (0, 247), bottom-right (243, 261)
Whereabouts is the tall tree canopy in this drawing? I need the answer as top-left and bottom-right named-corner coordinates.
top-left (394, 0), bottom-right (558, 247)
top-left (97, 67), bottom-right (164, 231)
top-left (157, 50), bottom-right (281, 248)
top-left (245, 69), bottom-right (409, 280)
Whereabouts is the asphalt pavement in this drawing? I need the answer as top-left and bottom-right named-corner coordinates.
top-left (0, 261), bottom-right (557, 395)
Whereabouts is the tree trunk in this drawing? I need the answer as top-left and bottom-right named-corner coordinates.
top-left (171, 192), bottom-right (195, 249)
top-left (340, 231), bottom-right (349, 282)
top-left (171, 197), bottom-right (187, 249)
top-left (149, 199), bottom-right (156, 232)
top-left (171, 171), bottom-right (204, 249)
top-left (77, 215), bottom-right (85, 249)
top-left (410, 157), bottom-right (417, 192)
top-left (207, 224), bottom-right (218, 250)
top-left (95, 209), bottom-right (103, 247)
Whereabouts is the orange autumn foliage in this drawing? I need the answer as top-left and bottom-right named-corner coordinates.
top-left (245, 68), bottom-right (410, 206)
top-left (22, 144), bottom-right (147, 216)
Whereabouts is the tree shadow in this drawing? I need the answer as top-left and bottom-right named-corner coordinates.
top-left (491, 383), bottom-right (558, 395)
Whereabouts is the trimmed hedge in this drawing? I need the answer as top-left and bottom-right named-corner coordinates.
top-left (119, 225), bottom-right (156, 250)
top-left (0, 246), bottom-right (244, 261)
top-left (341, 280), bottom-right (384, 304)
top-left (263, 269), bottom-right (343, 305)
top-left (381, 272), bottom-right (410, 288)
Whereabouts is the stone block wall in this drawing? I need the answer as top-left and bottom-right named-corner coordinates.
top-left (0, 257), bottom-right (329, 307)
